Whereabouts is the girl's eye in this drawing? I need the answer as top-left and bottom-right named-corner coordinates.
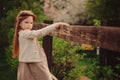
top-left (25, 22), bottom-right (28, 23)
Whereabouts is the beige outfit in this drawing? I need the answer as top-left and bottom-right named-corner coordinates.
top-left (18, 24), bottom-right (58, 80)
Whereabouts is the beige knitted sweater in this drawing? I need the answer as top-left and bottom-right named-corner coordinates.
top-left (18, 24), bottom-right (57, 62)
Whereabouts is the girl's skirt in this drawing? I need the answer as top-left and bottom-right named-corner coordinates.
top-left (17, 62), bottom-right (57, 80)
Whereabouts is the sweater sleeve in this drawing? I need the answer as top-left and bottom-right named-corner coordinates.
top-left (19, 24), bottom-right (58, 39)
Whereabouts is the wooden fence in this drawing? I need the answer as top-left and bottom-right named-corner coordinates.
top-left (33, 23), bottom-right (120, 69)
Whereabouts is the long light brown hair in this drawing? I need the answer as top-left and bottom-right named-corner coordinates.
top-left (12, 10), bottom-right (36, 58)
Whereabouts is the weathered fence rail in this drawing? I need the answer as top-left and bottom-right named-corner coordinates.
top-left (51, 25), bottom-right (120, 52)
top-left (34, 24), bottom-right (120, 52)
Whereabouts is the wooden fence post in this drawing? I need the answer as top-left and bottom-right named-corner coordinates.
top-left (43, 20), bottom-right (53, 70)
top-left (43, 35), bottom-right (53, 69)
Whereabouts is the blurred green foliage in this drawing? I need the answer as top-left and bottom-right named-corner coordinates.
top-left (51, 37), bottom-right (96, 80)
top-left (86, 0), bottom-right (120, 27)
top-left (93, 19), bottom-right (101, 26)
top-left (86, 0), bottom-right (120, 20)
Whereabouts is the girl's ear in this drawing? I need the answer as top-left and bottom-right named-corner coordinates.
top-left (19, 22), bottom-right (22, 28)
top-left (19, 22), bottom-right (21, 27)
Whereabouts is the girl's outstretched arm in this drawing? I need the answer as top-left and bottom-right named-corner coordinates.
top-left (19, 22), bottom-right (70, 39)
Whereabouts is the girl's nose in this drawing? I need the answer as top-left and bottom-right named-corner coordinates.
top-left (28, 24), bottom-right (32, 26)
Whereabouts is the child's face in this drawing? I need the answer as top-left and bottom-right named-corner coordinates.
top-left (20, 16), bottom-right (33, 30)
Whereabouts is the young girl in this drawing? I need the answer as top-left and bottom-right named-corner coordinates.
top-left (13, 10), bottom-right (69, 80)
